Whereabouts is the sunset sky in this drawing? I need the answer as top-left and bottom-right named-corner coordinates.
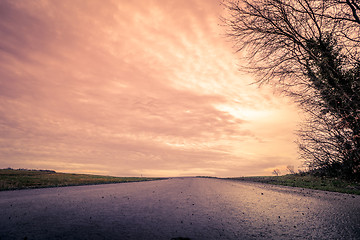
top-left (0, 0), bottom-right (302, 177)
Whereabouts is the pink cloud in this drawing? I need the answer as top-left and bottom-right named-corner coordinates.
top-left (0, 0), bottom-right (301, 177)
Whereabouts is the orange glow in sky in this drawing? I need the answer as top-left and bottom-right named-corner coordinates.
top-left (0, 0), bottom-right (301, 177)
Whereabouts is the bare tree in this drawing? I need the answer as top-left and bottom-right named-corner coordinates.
top-left (272, 169), bottom-right (281, 176)
top-left (223, 0), bottom-right (360, 180)
top-left (286, 165), bottom-right (296, 174)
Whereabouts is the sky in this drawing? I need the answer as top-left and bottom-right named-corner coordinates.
top-left (0, 0), bottom-right (302, 177)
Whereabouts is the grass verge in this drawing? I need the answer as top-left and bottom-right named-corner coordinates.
top-left (0, 169), bottom-right (164, 191)
top-left (227, 174), bottom-right (360, 195)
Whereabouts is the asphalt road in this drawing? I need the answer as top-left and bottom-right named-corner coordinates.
top-left (0, 177), bottom-right (359, 240)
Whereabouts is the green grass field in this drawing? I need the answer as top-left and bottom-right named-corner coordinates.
top-left (3, 168), bottom-right (359, 195)
top-left (0, 169), bottom-right (163, 191)
top-left (227, 174), bottom-right (360, 195)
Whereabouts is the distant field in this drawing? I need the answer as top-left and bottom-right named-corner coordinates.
top-left (227, 175), bottom-right (360, 195)
top-left (0, 169), bottom-right (163, 191)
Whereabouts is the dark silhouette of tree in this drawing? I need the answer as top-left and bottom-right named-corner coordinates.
top-left (272, 169), bottom-right (281, 176)
top-left (286, 165), bottom-right (296, 174)
top-left (223, 0), bottom-right (360, 180)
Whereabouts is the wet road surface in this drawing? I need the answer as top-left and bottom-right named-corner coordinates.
top-left (0, 177), bottom-right (359, 240)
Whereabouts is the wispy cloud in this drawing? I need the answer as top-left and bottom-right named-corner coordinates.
top-left (0, 0), bottom-right (300, 176)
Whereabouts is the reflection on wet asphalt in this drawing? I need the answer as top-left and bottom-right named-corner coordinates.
top-left (0, 178), bottom-right (359, 239)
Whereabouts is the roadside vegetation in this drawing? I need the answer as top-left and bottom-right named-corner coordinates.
top-left (0, 168), bottom-right (163, 191)
top-left (228, 174), bottom-right (360, 195)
